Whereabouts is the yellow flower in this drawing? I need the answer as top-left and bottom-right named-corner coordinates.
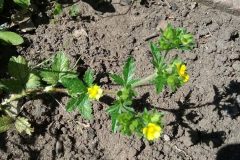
top-left (87, 85), bottom-right (103, 100)
top-left (176, 63), bottom-right (189, 82)
top-left (143, 123), bottom-right (162, 141)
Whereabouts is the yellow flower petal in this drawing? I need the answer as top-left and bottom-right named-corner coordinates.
top-left (87, 85), bottom-right (103, 101)
top-left (142, 123), bottom-right (162, 141)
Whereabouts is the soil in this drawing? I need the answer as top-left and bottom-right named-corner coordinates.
top-left (1, 0), bottom-right (240, 159)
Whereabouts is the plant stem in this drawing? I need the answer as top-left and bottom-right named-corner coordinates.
top-left (132, 72), bottom-right (158, 88)
top-left (0, 87), bottom-right (68, 112)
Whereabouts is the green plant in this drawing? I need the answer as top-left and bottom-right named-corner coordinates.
top-left (0, 0), bottom-right (31, 45)
top-left (69, 4), bottom-right (80, 17)
top-left (0, 0), bottom-right (30, 11)
top-left (0, 24), bottom-right (194, 141)
top-left (0, 31), bottom-right (24, 45)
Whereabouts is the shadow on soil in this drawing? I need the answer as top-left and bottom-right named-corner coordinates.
top-left (157, 80), bottom-right (240, 147)
top-left (216, 144), bottom-right (240, 160)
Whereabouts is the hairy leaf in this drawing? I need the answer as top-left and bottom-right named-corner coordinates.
top-left (83, 69), bottom-right (94, 86)
top-left (40, 52), bottom-right (76, 85)
top-left (77, 95), bottom-right (92, 120)
top-left (123, 57), bottom-right (135, 85)
top-left (106, 103), bottom-right (121, 132)
top-left (66, 94), bottom-right (92, 120)
top-left (66, 97), bottom-right (79, 112)
top-left (110, 74), bottom-right (124, 85)
top-left (0, 115), bottom-right (14, 133)
top-left (61, 77), bottom-right (86, 96)
top-left (26, 73), bottom-right (41, 89)
top-left (15, 117), bottom-right (34, 135)
top-left (153, 72), bottom-right (167, 94)
top-left (0, 31), bottom-right (24, 45)
top-left (8, 56), bottom-right (29, 82)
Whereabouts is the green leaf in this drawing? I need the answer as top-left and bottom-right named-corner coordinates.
top-left (153, 72), bottom-right (167, 94)
top-left (40, 52), bottom-right (76, 85)
top-left (150, 42), bottom-right (162, 68)
top-left (0, 79), bottom-right (24, 93)
top-left (0, 0), bottom-right (4, 13)
top-left (83, 69), bottom-right (94, 86)
top-left (66, 97), bottom-right (78, 112)
top-left (13, 0), bottom-right (30, 9)
top-left (26, 73), bottom-right (41, 89)
top-left (0, 31), bottom-right (24, 45)
top-left (123, 57), bottom-right (135, 85)
top-left (61, 77), bottom-right (86, 96)
top-left (66, 95), bottom-right (93, 120)
top-left (110, 74), bottom-right (124, 85)
top-left (8, 56), bottom-right (29, 88)
top-left (0, 115), bottom-right (14, 133)
top-left (106, 103), bottom-right (121, 132)
top-left (53, 2), bottom-right (62, 15)
top-left (69, 4), bottom-right (80, 17)
top-left (77, 95), bottom-right (92, 120)
top-left (15, 117), bottom-right (34, 135)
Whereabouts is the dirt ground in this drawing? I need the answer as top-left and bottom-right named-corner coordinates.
top-left (1, 0), bottom-right (240, 159)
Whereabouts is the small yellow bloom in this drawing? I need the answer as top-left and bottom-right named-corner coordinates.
top-left (87, 85), bottom-right (103, 100)
top-left (176, 63), bottom-right (189, 82)
top-left (143, 123), bottom-right (162, 141)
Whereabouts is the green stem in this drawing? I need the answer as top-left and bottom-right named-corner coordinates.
top-left (132, 72), bottom-right (158, 88)
top-left (0, 87), bottom-right (68, 116)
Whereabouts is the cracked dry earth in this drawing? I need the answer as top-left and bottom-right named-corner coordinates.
top-left (0, 0), bottom-right (240, 159)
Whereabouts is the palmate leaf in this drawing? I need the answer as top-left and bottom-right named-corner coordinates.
top-left (0, 115), bottom-right (14, 133)
top-left (66, 94), bottom-right (92, 120)
top-left (40, 52), bottom-right (77, 85)
top-left (83, 69), bottom-right (94, 87)
top-left (0, 31), bottom-right (24, 45)
top-left (61, 77), bottom-right (86, 96)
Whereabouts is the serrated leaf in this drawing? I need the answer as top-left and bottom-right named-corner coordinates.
top-left (26, 73), bottom-right (41, 89)
top-left (83, 69), bottom-right (94, 86)
top-left (153, 73), bottom-right (167, 94)
top-left (0, 31), bottom-right (24, 45)
top-left (123, 57), bottom-right (135, 85)
top-left (110, 74), bottom-right (124, 85)
top-left (61, 77), bottom-right (86, 96)
top-left (0, 115), bottom-right (14, 133)
top-left (66, 95), bottom-right (92, 120)
top-left (8, 56), bottom-right (29, 83)
top-left (66, 97), bottom-right (79, 112)
top-left (15, 117), bottom-right (34, 135)
top-left (40, 52), bottom-right (76, 85)
top-left (77, 95), bottom-right (92, 120)
top-left (107, 103), bottom-right (121, 132)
